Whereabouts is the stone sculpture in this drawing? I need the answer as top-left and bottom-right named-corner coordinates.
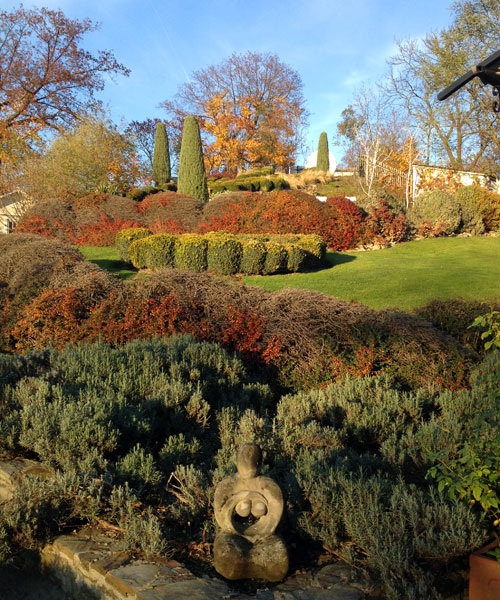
top-left (213, 443), bottom-right (288, 581)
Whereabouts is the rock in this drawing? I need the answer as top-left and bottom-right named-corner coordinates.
top-left (135, 578), bottom-right (230, 600)
top-left (0, 458), bottom-right (53, 502)
top-left (214, 532), bottom-right (288, 582)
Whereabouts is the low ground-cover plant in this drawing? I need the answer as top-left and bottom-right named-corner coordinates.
top-left (0, 336), bottom-right (496, 598)
top-left (414, 299), bottom-right (500, 354)
top-left (0, 238), bottom-right (474, 392)
top-left (15, 191), bottom-right (203, 246)
top-left (118, 229), bottom-right (326, 275)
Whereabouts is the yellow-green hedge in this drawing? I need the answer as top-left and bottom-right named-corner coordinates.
top-left (174, 234), bottom-right (207, 271)
top-left (262, 241), bottom-right (288, 275)
top-left (240, 239), bottom-right (267, 275)
top-left (117, 230), bottom-right (326, 275)
top-left (115, 227), bottom-right (152, 262)
top-left (205, 232), bottom-right (242, 275)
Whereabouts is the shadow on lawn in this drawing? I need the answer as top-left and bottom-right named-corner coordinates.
top-left (89, 259), bottom-right (137, 280)
top-left (324, 252), bottom-right (357, 268)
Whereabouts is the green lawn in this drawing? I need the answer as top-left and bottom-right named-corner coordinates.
top-left (78, 237), bottom-right (500, 310)
top-left (77, 246), bottom-right (137, 280)
top-left (243, 237), bottom-right (500, 310)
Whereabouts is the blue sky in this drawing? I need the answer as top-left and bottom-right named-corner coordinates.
top-left (5, 0), bottom-right (455, 164)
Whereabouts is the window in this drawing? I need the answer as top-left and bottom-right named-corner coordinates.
top-left (7, 219), bottom-right (16, 234)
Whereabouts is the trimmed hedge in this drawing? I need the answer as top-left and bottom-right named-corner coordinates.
top-left (263, 241), bottom-right (288, 275)
top-left (142, 234), bottom-right (177, 269)
top-left (116, 230), bottom-right (326, 275)
top-left (128, 234), bottom-right (177, 270)
top-left (174, 234), bottom-right (208, 272)
top-left (206, 232), bottom-right (243, 275)
top-left (285, 244), bottom-right (308, 272)
top-left (115, 228), bottom-right (153, 262)
top-left (128, 237), bottom-right (150, 269)
top-left (240, 239), bottom-right (267, 275)
top-left (208, 172), bottom-right (289, 196)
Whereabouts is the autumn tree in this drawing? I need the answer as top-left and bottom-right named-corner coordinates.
top-left (316, 132), bottom-right (329, 171)
top-left (152, 122), bottom-right (171, 186)
top-left (21, 115), bottom-right (140, 200)
top-left (177, 116), bottom-right (208, 203)
top-left (0, 5), bottom-right (129, 165)
top-left (161, 52), bottom-right (308, 172)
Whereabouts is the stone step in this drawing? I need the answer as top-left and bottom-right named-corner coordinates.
top-left (41, 526), bottom-right (371, 600)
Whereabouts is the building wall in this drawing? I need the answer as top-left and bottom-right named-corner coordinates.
top-left (412, 165), bottom-right (499, 199)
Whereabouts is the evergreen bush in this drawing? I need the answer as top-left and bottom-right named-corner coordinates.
top-left (285, 244), bottom-right (308, 272)
top-left (115, 227), bottom-right (153, 262)
top-left (296, 234), bottom-right (327, 265)
top-left (454, 185), bottom-right (486, 234)
top-left (240, 239), bottom-right (267, 275)
top-left (174, 234), bottom-right (208, 271)
top-left (142, 234), bottom-right (177, 269)
top-left (476, 189), bottom-right (500, 231)
top-left (128, 237), bottom-right (151, 269)
top-left (177, 116), bottom-right (208, 203)
top-left (262, 241), bottom-right (288, 274)
top-left (316, 132), bottom-right (330, 172)
top-left (407, 191), bottom-right (461, 236)
top-left (206, 232), bottom-right (242, 274)
top-left (268, 176), bottom-right (289, 190)
top-left (152, 122), bottom-right (171, 186)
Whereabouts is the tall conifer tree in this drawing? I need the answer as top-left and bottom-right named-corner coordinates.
top-left (177, 116), bottom-right (208, 202)
top-left (317, 131), bottom-right (330, 171)
top-left (152, 122), bottom-right (171, 186)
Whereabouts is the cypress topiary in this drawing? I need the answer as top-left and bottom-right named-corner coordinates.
top-left (177, 116), bottom-right (209, 203)
top-left (152, 122), bottom-right (171, 186)
top-left (317, 131), bottom-right (330, 172)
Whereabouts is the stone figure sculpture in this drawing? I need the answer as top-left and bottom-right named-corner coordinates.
top-left (213, 443), bottom-right (288, 581)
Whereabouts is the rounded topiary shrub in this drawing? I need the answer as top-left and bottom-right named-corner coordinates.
top-left (285, 244), bottom-right (308, 272)
top-left (296, 234), bottom-right (326, 266)
top-left (259, 178), bottom-right (274, 192)
top-left (128, 237), bottom-right (151, 269)
top-left (206, 232), bottom-right (242, 275)
top-left (174, 234), bottom-right (208, 272)
top-left (407, 191), bottom-right (461, 236)
top-left (240, 239), bottom-right (267, 275)
top-left (263, 241), bottom-right (288, 275)
top-left (142, 234), bottom-right (177, 269)
top-left (115, 228), bottom-right (153, 262)
top-left (268, 176), bottom-right (289, 191)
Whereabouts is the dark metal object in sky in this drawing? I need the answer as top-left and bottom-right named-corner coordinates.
top-left (437, 49), bottom-right (500, 112)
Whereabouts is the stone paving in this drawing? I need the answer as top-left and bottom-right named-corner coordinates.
top-left (41, 526), bottom-right (372, 600)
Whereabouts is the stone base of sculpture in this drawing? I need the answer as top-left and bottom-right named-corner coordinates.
top-left (214, 531), bottom-right (288, 581)
top-left (213, 443), bottom-right (288, 582)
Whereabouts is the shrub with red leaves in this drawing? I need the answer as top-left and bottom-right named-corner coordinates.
top-left (364, 198), bottom-right (408, 246)
top-left (73, 213), bottom-right (142, 246)
top-left (198, 190), bottom-right (365, 250)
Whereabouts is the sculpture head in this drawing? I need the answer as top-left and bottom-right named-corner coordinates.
top-left (236, 443), bottom-right (261, 480)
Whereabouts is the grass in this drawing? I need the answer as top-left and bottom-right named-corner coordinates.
top-left (315, 175), bottom-right (363, 198)
top-left (77, 246), bottom-right (137, 280)
top-left (78, 237), bottom-right (500, 310)
top-left (243, 237), bottom-right (500, 310)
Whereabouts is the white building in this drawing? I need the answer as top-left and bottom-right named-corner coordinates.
top-left (0, 190), bottom-right (31, 234)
